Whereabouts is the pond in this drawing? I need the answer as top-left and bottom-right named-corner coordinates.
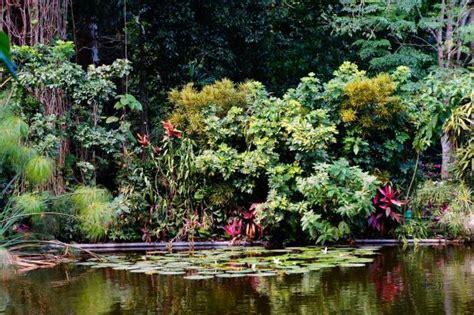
top-left (1, 245), bottom-right (473, 314)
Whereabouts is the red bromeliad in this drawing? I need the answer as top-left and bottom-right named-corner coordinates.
top-left (162, 121), bottom-right (182, 139)
top-left (136, 133), bottom-right (150, 147)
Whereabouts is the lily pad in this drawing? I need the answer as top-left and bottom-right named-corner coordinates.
top-left (225, 269), bottom-right (254, 274)
top-left (216, 273), bottom-right (246, 278)
top-left (284, 269), bottom-right (309, 275)
top-left (347, 258), bottom-right (374, 263)
top-left (197, 270), bottom-right (224, 276)
top-left (339, 263), bottom-right (366, 267)
top-left (183, 275), bottom-right (214, 280)
top-left (158, 270), bottom-right (186, 276)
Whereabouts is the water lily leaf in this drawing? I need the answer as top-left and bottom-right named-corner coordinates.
top-left (225, 269), bottom-right (254, 274)
top-left (339, 263), bottom-right (366, 267)
top-left (164, 262), bottom-right (192, 268)
top-left (158, 270), bottom-right (186, 276)
top-left (183, 275), bottom-right (214, 280)
top-left (347, 258), bottom-right (374, 263)
top-left (307, 263), bottom-right (336, 268)
top-left (144, 270), bottom-right (160, 275)
top-left (216, 273), bottom-right (246, 278)
top-left (284, 269), bottom-right (309, 275)
top-left (91, 263), bottom-right (120, 269)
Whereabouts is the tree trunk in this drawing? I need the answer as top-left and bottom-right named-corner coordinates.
top-left (441, 133), bottom-right (454, 179)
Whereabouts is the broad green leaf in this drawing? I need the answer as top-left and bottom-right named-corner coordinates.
top-left (106, 116), bottom-right (120, 124)
top-left (0, 32), bottom-right (17, 78)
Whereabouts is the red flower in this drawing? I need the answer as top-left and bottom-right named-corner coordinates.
top-left (224, 218), bottom-right (242, 238)
top-left (137, 133), bottom-right (150, 147)
top-left (162, 121), bottom-right (182, 139)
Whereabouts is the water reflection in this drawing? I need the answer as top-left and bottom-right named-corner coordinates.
top-left (1, 246), bottom-right (472, 315)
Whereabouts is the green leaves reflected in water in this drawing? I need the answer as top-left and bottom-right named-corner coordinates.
top-left (1, 246), bottom-right (473, 314)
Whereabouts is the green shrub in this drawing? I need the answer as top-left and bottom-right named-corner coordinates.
top-left (410, 180), bottom-right (473, 238)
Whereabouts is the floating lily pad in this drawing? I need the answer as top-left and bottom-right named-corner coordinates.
top-left (91, 263), bottom-right (118, 269)
top-left (284, 269), bottom-right (309, 275)
top-left (339, 263), bottom-right (366, 268)
top-left (112, 266), bottom-right (133, 270)
top-left (144, 270), bottom-right (160, 275)
top-left (347, 258), bottom-right (374, 263)
top-left (216, 273), bottom-right (246, 278)
top-left (183, 275), bottom-right (214, 280)
top-left (164, 262), bottom-right (192, 268)
top-left (304, 265), bottom-right (322, 271)
top-left (309, 263), bottom-right (336, 268)
top-left (158, 270), bottom-right (186, 276)
top-left (76, 245), bottom-right (381, 279)
top-left (225, 269), bottom-right (254, 274)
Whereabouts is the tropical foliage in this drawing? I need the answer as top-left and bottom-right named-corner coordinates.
top-left (0, 1), bottom-right (472, 246)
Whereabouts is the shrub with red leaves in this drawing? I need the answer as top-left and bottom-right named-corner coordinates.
top-left (240, 203), bottom-right (262, 239)
top-left (224, 218), bottom-right (242, 238)
top-left (369, 185), bottom-right (405, 234)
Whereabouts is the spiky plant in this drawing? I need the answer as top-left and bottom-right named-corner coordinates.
top-left (24, 155), bottom-right (53, 184)
top-left (14, 193), bottom-right (45, 215)
top-left (71, 186), bottom-right (113, 240)
top-left (78, 202), bottom-right (113, 241)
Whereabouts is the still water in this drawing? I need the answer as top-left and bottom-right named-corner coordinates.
top-left (1, 245), bottom-right (473, 314)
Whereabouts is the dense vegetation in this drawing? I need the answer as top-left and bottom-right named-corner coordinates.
top-left (0, 0), bottom-right (472, 247)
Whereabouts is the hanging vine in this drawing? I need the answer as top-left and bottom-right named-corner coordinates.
top-left (0, 0), bottom-right (67, 46)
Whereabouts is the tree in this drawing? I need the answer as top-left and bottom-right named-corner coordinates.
top-left (333, 0), bottom-right (473, 178)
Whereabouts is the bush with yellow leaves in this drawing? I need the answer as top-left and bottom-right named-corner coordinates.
top-left (341, 73), bottom-right (404, 131)
top-left (168, 79), bottom-right (249, 137)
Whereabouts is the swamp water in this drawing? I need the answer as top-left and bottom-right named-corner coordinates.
top-left (0, 245), bottom-right (472, 314)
